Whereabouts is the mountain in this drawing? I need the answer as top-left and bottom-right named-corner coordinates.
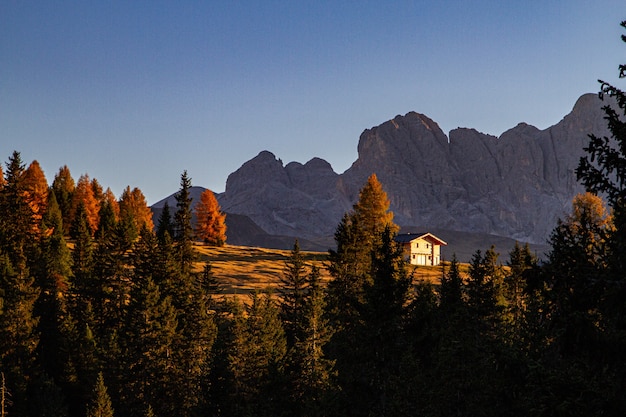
top-left (152, 93), bottom-right (611, 258)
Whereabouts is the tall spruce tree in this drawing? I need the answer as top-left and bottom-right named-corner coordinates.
top-left (173, 171), bottom-right (196, 275)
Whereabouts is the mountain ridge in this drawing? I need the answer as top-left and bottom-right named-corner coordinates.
top-left (151, 93), bottom-right (610, 258)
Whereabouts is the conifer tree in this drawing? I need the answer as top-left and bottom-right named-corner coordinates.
top-left (0, 151), bottom-right (36, 274)
top-left (71, 175), bottom-right (100, 234)
top-left (34, 191), bottom-right (74, 386)
top-left (352, 173), bottom-right (399, 245)
top-left (86, 372), bottom-right (114, 417)
top-left (226, 293), bottom-right (286, 417)
top-left (194, 189), bottom-right (227, 246)
top-left (279, 240), bottom-right (309, 347)
top-left (0, 252), bottom-right (39, 416)
top-left (156, 201), bottom-right (174, 242)
top-left (52, 165), bottom-right (75, 236)
top-left (23, 160), bottom-right (49, 237)
top-left (173, 171), bottom-right (196, 275)
top-left (327, 174), bottom-right (399, 327)
top-left (121, 275), bottom-right (177, 417)
top-left (119, 186), bottom-right (154, 235)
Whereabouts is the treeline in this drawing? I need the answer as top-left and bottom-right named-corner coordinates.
top-left (1, 155), bottom-right (626, 417)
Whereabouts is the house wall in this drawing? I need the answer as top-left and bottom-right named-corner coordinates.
top-left (402, 237), bottom-right (442, 266)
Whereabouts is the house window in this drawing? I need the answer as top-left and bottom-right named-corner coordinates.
top-left (426, 243), bottom-right (430, 249)
top-left (412, 254), bottom-right (415, 259)
top-left (414, 243), bottom-right (419, 248)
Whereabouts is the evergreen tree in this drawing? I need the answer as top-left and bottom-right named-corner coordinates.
top-left (52, 165), bottom-right (75, 236)
top-left (156, 201), bottom-right (174, 243)
top-left (0, 151), bottom-right (36, 274)
top-left (194, 189), bottom-right (227, 246)
top-left (34, 191), bottom-right (74, 389)
top-left (226, 293), bottom-right (286, 417)
top-left (173, 171), bottom-right (196, 275)
top-left (120, 275), bottom-right (177, 417)
top-left (0, 252), bottom-right (40, 416)
top-left (86, 372), bottom-right (114, 417)
top-left (279, 240), bottom-right (308, 347)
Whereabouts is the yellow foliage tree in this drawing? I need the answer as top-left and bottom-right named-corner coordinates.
top-left (352, 173), bottom-right (399, 244)
top-left (119, 186), bottom-right (154, 232)
top-left (194, 189), bottom-right (227, 246)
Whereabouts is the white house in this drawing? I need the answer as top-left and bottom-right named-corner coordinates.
top-left (395, 232), bottom-right (447, 266)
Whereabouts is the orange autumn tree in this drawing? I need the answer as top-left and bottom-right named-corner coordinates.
top-left (71, 174), bottom-right (100, 234)
top-left (23, 160), bottom-right (49, 235)
top-left (194, 189), bottom-right (227, 246)
top-left (118, 186), bottom-right (154, 233)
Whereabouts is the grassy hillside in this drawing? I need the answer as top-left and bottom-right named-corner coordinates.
top-left (194, 243), bottom-right (450, 299)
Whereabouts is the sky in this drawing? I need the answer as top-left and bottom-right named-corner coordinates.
top-left (1, 1), bottom-right (625, 204)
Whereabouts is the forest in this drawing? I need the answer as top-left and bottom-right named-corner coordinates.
top-left (2, 20), bottom-right (626, 417)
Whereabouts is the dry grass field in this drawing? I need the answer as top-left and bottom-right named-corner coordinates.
top-left (194, 243), bottom-right (457, 301)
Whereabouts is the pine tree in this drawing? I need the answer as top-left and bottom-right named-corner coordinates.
top-left (86, 372), bottom-right (114, 417)
top-left (194, 189), bottom-right (227, 246)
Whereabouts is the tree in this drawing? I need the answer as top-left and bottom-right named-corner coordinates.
top-left (576, 20), bottom-right (626, 277)
top-left (0, 151), bottom-right (36, 274)
top-left (52, 165), bottom-right (75, 236)
top-left (22, 160), bottom-right (49, 236)
top-left (327, 174), bottom-right (399, 327)
top-left (194, 189), bottom-right (227, 246)
top-left (226, 293), bottom-right (286, 417)
top-left (118, 186), bottom-right (154, 236)
top-left (86, 372), bottom-right (114, 417)
top-left (71, 175), bottom-right (100, 234)
top-left (352, 173), bottom-right (399, 244)
top-left (0, 252), bottom-right (40, 416)
top-left (279, 240), bottom-right (309, 347)
top-left (156, 201), bottom-right (174, 242)
top-left (173, 171), bottom-right (196, 275)
top-left (120, 275), bottom-right (177, 417)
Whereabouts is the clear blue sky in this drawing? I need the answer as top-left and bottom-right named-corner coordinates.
top-left (1, 1), bottom-right (624, 204)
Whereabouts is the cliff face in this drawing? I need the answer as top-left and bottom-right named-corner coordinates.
top-left (215, 93), bottom-right (610, 244)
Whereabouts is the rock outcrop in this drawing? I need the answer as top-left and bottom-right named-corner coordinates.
top-left (215, 93), bottom-right (611, 245)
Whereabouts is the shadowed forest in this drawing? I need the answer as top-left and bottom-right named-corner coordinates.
top-left (2, 20), bottom-right (626, 417)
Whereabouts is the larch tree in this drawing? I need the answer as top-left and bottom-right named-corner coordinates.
top-left (23, 160), bottom-right (49, 237)
top-left (118, 186), bottom-right (154, 235)
top-left (52, 165), bottom-right (75, 236)
top-left (71, 175), bottom-right (100, 234)
top-left (327, 173), bottom-right (399, 329)
top-left (194, 189), bottom-right (227, 246)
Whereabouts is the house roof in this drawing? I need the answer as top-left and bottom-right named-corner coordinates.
top-left (394, 232), bottom-right (447, 246)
